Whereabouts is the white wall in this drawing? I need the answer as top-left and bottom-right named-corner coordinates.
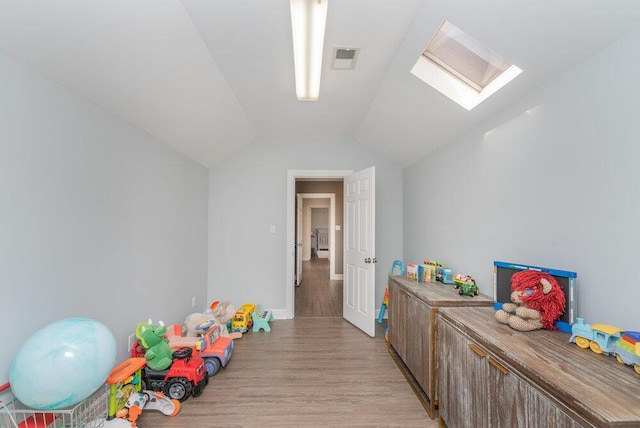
top-left (208, 139), bottom-right (403, 314)
top-left (303, 199), bottom-right (330, 260)
top-left (311, 206), bottom-right (329, 231)
top-left (403, 28), bottom-right (640, 331)
top-left (0, 52), bottom-right (209, 382)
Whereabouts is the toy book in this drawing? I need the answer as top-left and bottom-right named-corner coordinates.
top-left (406, 263), bottom-right (418, 280)
top-left (418, 264), bottom-right (433, 283)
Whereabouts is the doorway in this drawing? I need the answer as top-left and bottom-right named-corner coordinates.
top-left (295, 192), bottom-right (340, 317)
top-left (286, 168), bottom-right (376, 337)
top-left (296, 192), bottom-right (339, 283)
top-left (310, 206), bottom-right (329, 259)
top-left (286, 170), bottom-right (351, 319)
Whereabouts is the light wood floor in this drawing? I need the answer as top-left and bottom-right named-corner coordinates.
top-left (136, 258), bottom-right (436, 427)
top-left (136, 319), bottom-right (435, 427)
top-left (295, 257), bottom-right (343, 317)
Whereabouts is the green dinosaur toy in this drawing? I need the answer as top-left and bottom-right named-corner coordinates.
top-left (135, 321), bottom-right (174, 371)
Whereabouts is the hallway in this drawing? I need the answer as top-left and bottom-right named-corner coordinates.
top-left (295, 256), bottom-right (343, 317)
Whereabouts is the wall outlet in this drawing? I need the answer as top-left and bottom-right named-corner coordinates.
top-left (128, 334), bottom-right (136, 352)
top-left (192, 296), bottom-right (197, 307)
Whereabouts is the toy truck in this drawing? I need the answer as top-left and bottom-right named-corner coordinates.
top-left (231, 303), bottom-right (257, 333)
top-left (166, 321), bottom-right (234, 377)
top-left (453, 274), bottom-right (479, 296)
top-left (142, 347), bottom-right (208, 402)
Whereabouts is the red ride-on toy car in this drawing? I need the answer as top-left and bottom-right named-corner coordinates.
top-left (166, 321), bottom-right (234, 377)
top-left (142, 347), bottom-right (208, 401)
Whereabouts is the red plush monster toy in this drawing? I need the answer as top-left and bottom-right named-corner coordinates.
top-left (495, 270), bottom-right (566, 331)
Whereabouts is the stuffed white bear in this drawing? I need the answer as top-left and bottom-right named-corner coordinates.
top-left (183, 301), bottom-right (236, 337)
top-left (183, 312), bottom-right (214, 337)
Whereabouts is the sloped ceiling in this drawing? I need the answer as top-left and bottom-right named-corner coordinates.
top-left (0, 0), bottom-right (639, 168)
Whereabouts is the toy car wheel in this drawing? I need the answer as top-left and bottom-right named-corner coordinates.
top-left (458, 288), bottom-right (464, 295)
top-left (165, 377), bottom-right (192, 401)
top-left (204, 358), bottom-right (221, 376)
top-left (575, 337), bottom-right (589, 349)
top-left (589, 341), bottom-right (603, 354)
top-left (192, 379), bottom-right (206, 398)
top-left (634, 364), bottom-right (640, 375)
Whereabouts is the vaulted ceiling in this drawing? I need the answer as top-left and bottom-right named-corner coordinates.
top-left (1, 1), bottom-right (639, 168)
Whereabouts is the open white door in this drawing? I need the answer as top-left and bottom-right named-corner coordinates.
top-left (296, 194), bottom-right (303, 286)
top-left (343, 167), bottom-right (376, 337)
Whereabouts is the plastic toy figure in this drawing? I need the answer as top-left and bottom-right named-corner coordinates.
top-left (454, 274), bottom-right (479, 296)
top-left (135, 321), bottom-right (173, 371)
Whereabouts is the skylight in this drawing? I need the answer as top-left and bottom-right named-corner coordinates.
top-left (411, 20), bottom-right (522, 110)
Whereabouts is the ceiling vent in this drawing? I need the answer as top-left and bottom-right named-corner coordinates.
top-left (331, 47), bottom-right (360, 70)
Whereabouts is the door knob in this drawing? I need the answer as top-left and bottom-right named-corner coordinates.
top-left (364, 258), bottom-right (371, 263)
top-left (372, 258), bottom-right (377, 263)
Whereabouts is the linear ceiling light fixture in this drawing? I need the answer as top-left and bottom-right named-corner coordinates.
top-left (290, 0), bottom-right (328, 101)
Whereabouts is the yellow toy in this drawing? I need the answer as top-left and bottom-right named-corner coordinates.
top-left (231, 303), bottom-right (256, 333)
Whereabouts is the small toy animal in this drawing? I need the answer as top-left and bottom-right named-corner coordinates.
top-left (183, 313), bottom-right (215, 337)
top-left (136, 320), bottom-right (174, 371)
top-left (495, 270), bottom-right (565, 331)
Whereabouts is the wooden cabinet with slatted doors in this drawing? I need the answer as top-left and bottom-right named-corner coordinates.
top-left (386, 275), bottom-right (492, 418)
top-left (438, 306), bottom-right (640, 427)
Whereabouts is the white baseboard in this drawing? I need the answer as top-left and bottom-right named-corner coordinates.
top-left (271, 309), bottom-right (288, 319)
top-left (271, 308), bottom-right (385, 321)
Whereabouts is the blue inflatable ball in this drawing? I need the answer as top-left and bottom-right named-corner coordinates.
top-left (9, 317), bottom-right (117, 410)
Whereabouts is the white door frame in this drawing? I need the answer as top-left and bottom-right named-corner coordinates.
top-left (286, 170), bottom-right (352, 319)
top-left (300, 193), bottom-right (336, 274)
top-left (296, 194), bottom-right (304, 286)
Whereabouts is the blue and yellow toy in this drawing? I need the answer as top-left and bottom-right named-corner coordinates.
top-left (570, 318), bottom-right (640, 375)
